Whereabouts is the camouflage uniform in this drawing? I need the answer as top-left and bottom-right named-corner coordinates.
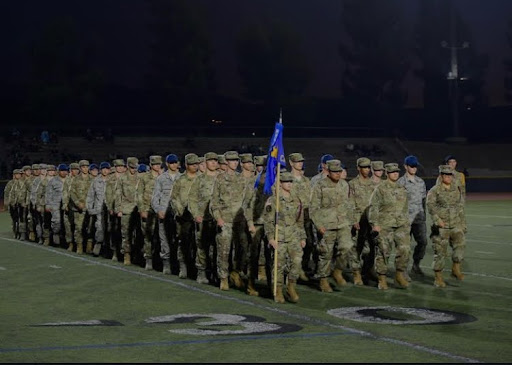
top-left (263, 186), bottom-right (306, 286)
top-left (105, 167), bottom-right (123, 256)
top-left (210, 156), bottom-right (247, 281)
top-left (30, 171), bottom-right (45, 243)
top-left (45, 175), bottom-right (65, 241)
top-left (310, 167), bottom-right (359, 280)
top-left (86, 174), bottom-right (108, 245)
top-left (17, 169), bottom-right (33, 239)
top-left (137, 162), bottom-right (160, 262)
top-left (397, 173), bottom-right (428, 266)
top-left (62, 170), bottom-right (76, 244)
top-left (69, 171), bottom-right (92, 250)
top-left (368, 176), bottom-right (411, 276)
top-left (115, 161), bottom-right (141, 258)
top-left (290, 172), bottom-right (313, 275)
top-left (35, 170), bottom-right (53, 243)
top-left (152, 169), bottom-right (181, 265)
top-left (427, 179), bottom-right (466, 271)
top-left (188, 165), bottom-right (218, 280)
top-left (170, 169), bottom-right (198, 277)
top-left (436, 171), bottom-right (466, 199)
top-left (3, 174), bottom-right (18, 237)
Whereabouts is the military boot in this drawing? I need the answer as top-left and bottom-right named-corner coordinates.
top-left (394, 270), bottom-right (409, 288)
top-left (246, 279), bottom-right (259, 296)
top-left (229, 271), bottom-right (244, 288)
top-left (178, 262), bottom-right (187, 278)
top-left (76, 243), bottom-right (84, 255)
top-left (451, 262), bottom-right (465, 281)
top-left (53, 234), bottom-right (60, 245)
top-left (28, 231), bottom-right (35, 242)
top-left (274, 286), bottom-right (285, 304)
top-left (378, 275), bottom-right (389, 290)
top-left (43, 238), bottom-right (50, 247)
top-left (332, 268), bottom-right (347, 286)
top-left (145, 259), bottom-right (153, 271)
top-left (67, 242), bottom-right (74, 252)
top-left (411, 261), bottom-right (425, 276)
top-left (319, 278), bottom-right (333, 293)
top-left (353, 270), bottom-right (363, 286)
top-left (162, 261), bottom-right (171, 275)
top-left (196, 270), bottom-right (209, 284)
top-left (111, 253), bottom-right (118, 262)
top-left (220, 278), bottom-right (229, 291)
top-left (123, 252), bottom-right (131, 265)
top-left (299, 269), bottom-right (309, 282)
top-left (286, 279), bottom-right (299, 303)
top-left (258, 265), bottom-right (267, 281)
top-left (434, 271), bottom-right (447, 288)
top-left (86, 240), bottom-right (93, 254)
top-left (93, 243), bottom-right (102, 256)
top-left (38, 237), bottom-right (44, 244)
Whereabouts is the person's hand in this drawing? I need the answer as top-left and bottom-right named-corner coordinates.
top-left (353, 222), bottom-right (360, 230)
top-left (217, 218), bottom-right (225, 228)
top-left (318, 227), bottom-right (326, 235)
top-left (248, 224), bottom-right (256, 234)
top-left (117, 212), bottom-right (122, 217)
top-left (269, 239), bottom-right (277, 249)
top-left (372, 225), bottom-right (381, 233)
top-left (438, 221), bottom-right (445, 228)
top-left (140, 211), bottom-right (148, 219)
top-left (158, 211), bottom-right (165, 220)
top-left (195, 216), bottom-right (203, 223)
top-left (300, 240), bottom-right (306, 249)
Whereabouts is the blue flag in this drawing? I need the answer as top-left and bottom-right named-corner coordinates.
top-left (263, 122), bottom-right (286, 194)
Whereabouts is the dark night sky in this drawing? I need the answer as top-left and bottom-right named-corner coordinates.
top-left (2, 0), bottom-right (512, 107)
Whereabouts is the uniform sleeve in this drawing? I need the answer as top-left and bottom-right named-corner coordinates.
top-left (210, 176), bottom-right (222, 221)
top-left (188, 177), bottom-right (201, 218)
top-left (426, 187), bottom-right (442, 226)
top-left (243, 184), bottom-right (255, 226)
top-left (367, 187), bottom-right (382, 227)
top-left (151, 177), bottom-right (162, 213)
top-left (263, 197), bottom-right (276, 240)
top-left (170, 178), bottom-right (184, 217)
top-left (114, 177), bottom-right (123, 213)
top-left (137, 175), bottom-right (149, 212)
top-left (86, 182), bottom-right (96, 214)
top-left (3, 181), bottom-right (12, 207)
top-left (309, 184), bottom-right (322, 229)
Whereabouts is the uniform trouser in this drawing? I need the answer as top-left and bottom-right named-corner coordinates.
top-left (216, 221), bottom-right (245, 279)
top-left (33, 207), bottom-right (44, 240)
top-left (317, 226), bottom-right (360, 278)
top-left (49, 206), bottom-right (62, 236)
top-left (85, 213), bottom-right (96, 243)
top-left (302, 217), bottom-right (317, 272)
top-left (249, 224), bottom-right (267, 281)
top-left (72, 211), bottom-right (87, 244)
top-left (108, 213), bottom-right (120, 251)
top-left (410, 221), bottom-right (428, 263)
top-left (353, 217), bottom-right (375, 274)
top-left (234, 220), bottom-right (250, 274)
top-left (176, 215), bottom-right (195, 271)
top-left (94, 211), bottom-right (106, 243)
top-left (431, 226), bottom-right (465, 271)
top-left (375, 225), bottom-right (411, 275)
top-left (195, 219), bottom-right (217, 273)
top-left (64, 209), bottom-right (75, 243)
top-left (272, 240), bottom-right (304, 286)
top-left (158, 207), bottom-right (177, 261)
top-left (121, 210), bottom-right (140, 254)
top-left (9, 206), bottom-right (19, 237)
top-left (18, 205), bottom-right (29, 235)
top-left (40, 210), bottom-right (51, 239)
top-left (141, 211), bottom-right (157, 260)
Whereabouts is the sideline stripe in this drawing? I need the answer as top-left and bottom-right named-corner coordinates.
top-left (467, 239), bottom-right (512, 246)
top-left (466, 214), bottom-right (512, 219)
top-left (0, 237), bottom-right (481, 363)
top-left (0, 331), bottom-right (350, 353)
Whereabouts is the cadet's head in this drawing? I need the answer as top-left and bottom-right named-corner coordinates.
top-left (165, 154), bottom-right (179, 171)
top-left (444, 155), bottom-right (457, 170)
top-left (39, 164), bottom-right (48, 176)
top-left (320, 154), bottom-right (334, 172)
top-left (439, 164), bottom-right (453, 184)
top-left (79, 160), bottom-right (90, 174)
top-left (371, 161), bottom-right (384, 178)
top-left (22, 165), bottom-right (32, 177)
top-left (224, 151), bottom-right (239, 172)
top-left (327, 159), bottom-right (343, 182)
top-left (149, 155), bottom-right (162, 173)
top-left (185, 153), bottom-right (199, 173)
top-left (46, 165), bottom-right (56, 177)
top-left (89, 163), bottom-right (99, 177)
top-left (254, 155), bottom-right (267, 173)
top-left (197, 157), bottom-right (206, 173)
top-left (57, 164), bottom-right (69, 177)
top-left (69, 163), bottom-right (80, 176)
top-left (404, 155), bottom-right (419, 176)
top-left (340, 163), bottom-right (347, 180)
top-left (14, 169), bottom-right (21, 178)
top-left (280, 172), bottom-right (294, 192)
top-left (289, 153), bottom-right (305, 172)
top-left (385, 163), bottom-right (400, 182)
top-left (31, 164), bottom-right (41, 176)
top-left (113, 159), bottom-right (125, 173)
top-left (357, 157), bottom-right (371, 178)
top-left (240, 153), bottom-right (254, 172)
top-left (100, 162), bottom-right (111, 176)
top-left (204, 152), bottom-right (218, 172)
top-left (126, 157), bottom-right (139, 174)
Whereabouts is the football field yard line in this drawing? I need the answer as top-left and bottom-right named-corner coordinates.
top-left (0, 331), bottom-right (351, 354)
top-left (466, 214), bottom-right (512, 219)
top-left (466, 238), bottom-right (512, 246)
top-left (1, 236), bottom-right (481, 363)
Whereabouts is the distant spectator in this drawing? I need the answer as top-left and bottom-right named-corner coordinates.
top-left (41, 130), bottom-right (50, 144)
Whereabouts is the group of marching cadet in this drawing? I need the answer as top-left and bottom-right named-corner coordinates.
top-left (3, 151), bottom-right (467, 304)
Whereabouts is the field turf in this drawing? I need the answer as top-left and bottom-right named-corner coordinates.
top-left (0, 197), bottom-right (511, 363)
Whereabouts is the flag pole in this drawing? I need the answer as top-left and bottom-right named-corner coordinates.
top-left (273, 108), bottom-right (283, 297)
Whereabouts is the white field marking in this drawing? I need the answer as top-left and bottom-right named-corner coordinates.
top-left (467, 239), bottom-right (512, 246)
top-left (2, 237), bottom-right (480, 363)
top-left (36, 320), bottom-right (104, 326)
top-left (419, 265), bottom-right (512, 282)
top-left (468, 224), bottom-right (493, 228)
top-left (466, 214), bottom-right (512, 219)
top-left (0, 266), bottom-right (6, 270)
top-left (474, 251), bottom-right (494, 255)
top-left (49, 265), bottom-right (62, 269)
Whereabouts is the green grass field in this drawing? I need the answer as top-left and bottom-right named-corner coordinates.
top-left (1, 198), bottom-right (511, 363)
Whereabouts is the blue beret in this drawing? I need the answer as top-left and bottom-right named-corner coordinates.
top-left (166, 154), bottom-right (179, 163)
top-left (137, 164), bottom-right (148, 173)
top-left (321, 154), bottom-right (334, 164)
top-left (340, 163), bottom-right (347, 170)
top-left (89, 163), bottom-right (99, 171)
top-left (100, 162), bottom-right (111, 170)
top-left (404, 155), bottom-right (419, 167)
top-left (444, 155), bottom-right (456, 163)
top-left (57, 163), bottom-right (68, 171)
